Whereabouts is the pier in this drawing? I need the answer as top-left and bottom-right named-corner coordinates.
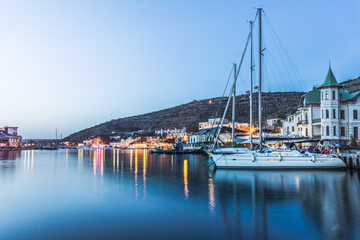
top-left (340, 154), bottom-right (360, 170)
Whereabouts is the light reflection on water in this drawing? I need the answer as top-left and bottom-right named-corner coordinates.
top-left (0, 149), bottom-right (359, 240)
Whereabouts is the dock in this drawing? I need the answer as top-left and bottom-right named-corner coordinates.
top-left (339, 154), bottom-right (360, 170)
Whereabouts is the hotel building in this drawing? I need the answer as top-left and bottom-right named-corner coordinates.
top-left (282, 68), bottom-right (360, 144)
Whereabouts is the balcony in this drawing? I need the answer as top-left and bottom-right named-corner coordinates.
top-left (297, 120), bottom-right (308, 126)
top-left (312, 118), bottom-right (321, 124)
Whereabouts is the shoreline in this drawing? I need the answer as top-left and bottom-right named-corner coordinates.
top-left (0, 147), bottom-right (35, 151)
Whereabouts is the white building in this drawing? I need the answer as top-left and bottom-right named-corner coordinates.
top-left (282, 68), bottom-right (360, 144)
top-left (154, 127), bottom-right (187, 138)
top-left (266, 118), bottom-right (281, 126)
top-left (199, 118), bottom-right (249, 131)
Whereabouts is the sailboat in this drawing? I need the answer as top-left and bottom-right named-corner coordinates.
top-left (209, 8), bottom-right (346, 169)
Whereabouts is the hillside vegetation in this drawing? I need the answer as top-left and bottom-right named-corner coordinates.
top-left (64, 77), bottom-right (360, 142)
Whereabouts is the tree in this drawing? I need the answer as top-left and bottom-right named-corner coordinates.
top-left (351, 137), bottom-right (358, 148)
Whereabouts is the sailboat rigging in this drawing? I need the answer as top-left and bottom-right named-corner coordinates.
top-left (208, 8), bottom-right (345, 169)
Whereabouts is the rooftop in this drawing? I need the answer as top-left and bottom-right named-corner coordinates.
top-left (318, 67), bottom-right (341, 89)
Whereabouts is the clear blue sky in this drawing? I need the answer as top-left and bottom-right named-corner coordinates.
top-left (1, 0), bottom-right (359, 139)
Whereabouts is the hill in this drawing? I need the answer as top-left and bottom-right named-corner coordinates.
top-left (64, 91), bottom-right (303, 142)
top-left (64, 76), bottom-right (360, 142)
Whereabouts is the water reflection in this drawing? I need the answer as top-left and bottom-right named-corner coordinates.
top-left (1, 149), bottom-right (359, 240)
top-left (213, 170), bottom-right (360, 239)
top-left (0, 150), bottom-right (21, 160)
top-left (23, 150), bottom-right (34, 175)
top-left (208, 176), bottom-right (216, 215)
top-left (143, 149), bottom-right (147, 200)
top-left (183, 159), bottom-right (189, 200)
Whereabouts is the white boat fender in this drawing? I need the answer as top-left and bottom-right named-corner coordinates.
top-left (278, 153), bottom-right (282, 161)
top-left (311, 155), bottom-right (316, 162)
top-left (252, 154), bottom-right (256, 162)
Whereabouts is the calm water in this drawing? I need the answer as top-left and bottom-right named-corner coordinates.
top-left (0, 149), bottom-right (360, 240)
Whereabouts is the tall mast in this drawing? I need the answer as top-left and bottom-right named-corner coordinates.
top-left (232, 63), bottom-right (237, 147)
top-left (249, 21), bottom-right (254, 149)
top-left (258, 8), bottom-right (263, 148)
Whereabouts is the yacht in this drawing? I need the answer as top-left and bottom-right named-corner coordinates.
top-left (210, 149), bottom-right (345, 169)
top-left (209, 8), bottom-right (346, 169)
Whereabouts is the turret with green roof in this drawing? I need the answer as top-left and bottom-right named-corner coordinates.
top-left (317, 67), bottom-right (342, 89)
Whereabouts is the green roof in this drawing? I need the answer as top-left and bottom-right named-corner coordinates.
top-left (318, 67), bottom-right (341, 88)
top-left (284, 111), bottom-right (301, 121)
top-left (304, 87), bottom-right (320, 104)
top-left (340, 90), bottom-right (360, 101)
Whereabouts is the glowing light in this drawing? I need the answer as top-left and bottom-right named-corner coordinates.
top-left (183, 159), bottom-right (189, 199)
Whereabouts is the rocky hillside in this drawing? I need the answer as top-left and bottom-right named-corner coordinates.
top-left (64, 91), bottom-right (304, 142)
top-left (64, 76), bottom-right (360, 142)
top-left (341, 76), bottom-right (360, 93)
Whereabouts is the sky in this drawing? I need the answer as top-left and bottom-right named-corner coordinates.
top-left (0, 0), bottom-right (359, 139)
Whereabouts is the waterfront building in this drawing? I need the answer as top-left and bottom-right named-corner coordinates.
top-left (266, 118), bottom-right (282, 127)
top-left (282, 68), bottom-right (360, 144)
top-left (154, 127), bottom-right (187, 138)
top-left (0, 126), bottom-right (22, 148)
top-left (199, 118), bottom-right (249, 131)
top-left (187, 126), bottom-right (246, 148)
top-left (83, 137), bottom-right (102, 147)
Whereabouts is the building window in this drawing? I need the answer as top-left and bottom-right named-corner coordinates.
top-left (321, 92), bottom-right (324, 100)
top-left (305, 128), bottom-right (308, 136)
top-left (292, 126), bottom-right (294, 132)
top-left (333, 109), bottom-right (336, 119)
top-left (332, 90), bottom-right (336, 100)
top-left (326, 126), bottom-right (329, 136)
top-left (340, 110), bottom-right (345, 119)
top-left (326, 91), bottom-right (329, 100)
top-left (287, 127), bottom-right (289, 132)
top-left (354, 110), bottom-right (358, 120)
top-left (355, 127), bottom-right (359, 139)
top-left (333, 126), bottom-right (336, 136)
top-left (326, 110), bottom-right (329, 119)
top-left (341, 127), bottom-right (345, 136)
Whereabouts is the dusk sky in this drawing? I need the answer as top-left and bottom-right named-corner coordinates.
top-left (1, 0), bottom-right (359, 139)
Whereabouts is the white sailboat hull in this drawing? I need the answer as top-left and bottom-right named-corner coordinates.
top-left (210, 152), bottom-right (346, 169)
